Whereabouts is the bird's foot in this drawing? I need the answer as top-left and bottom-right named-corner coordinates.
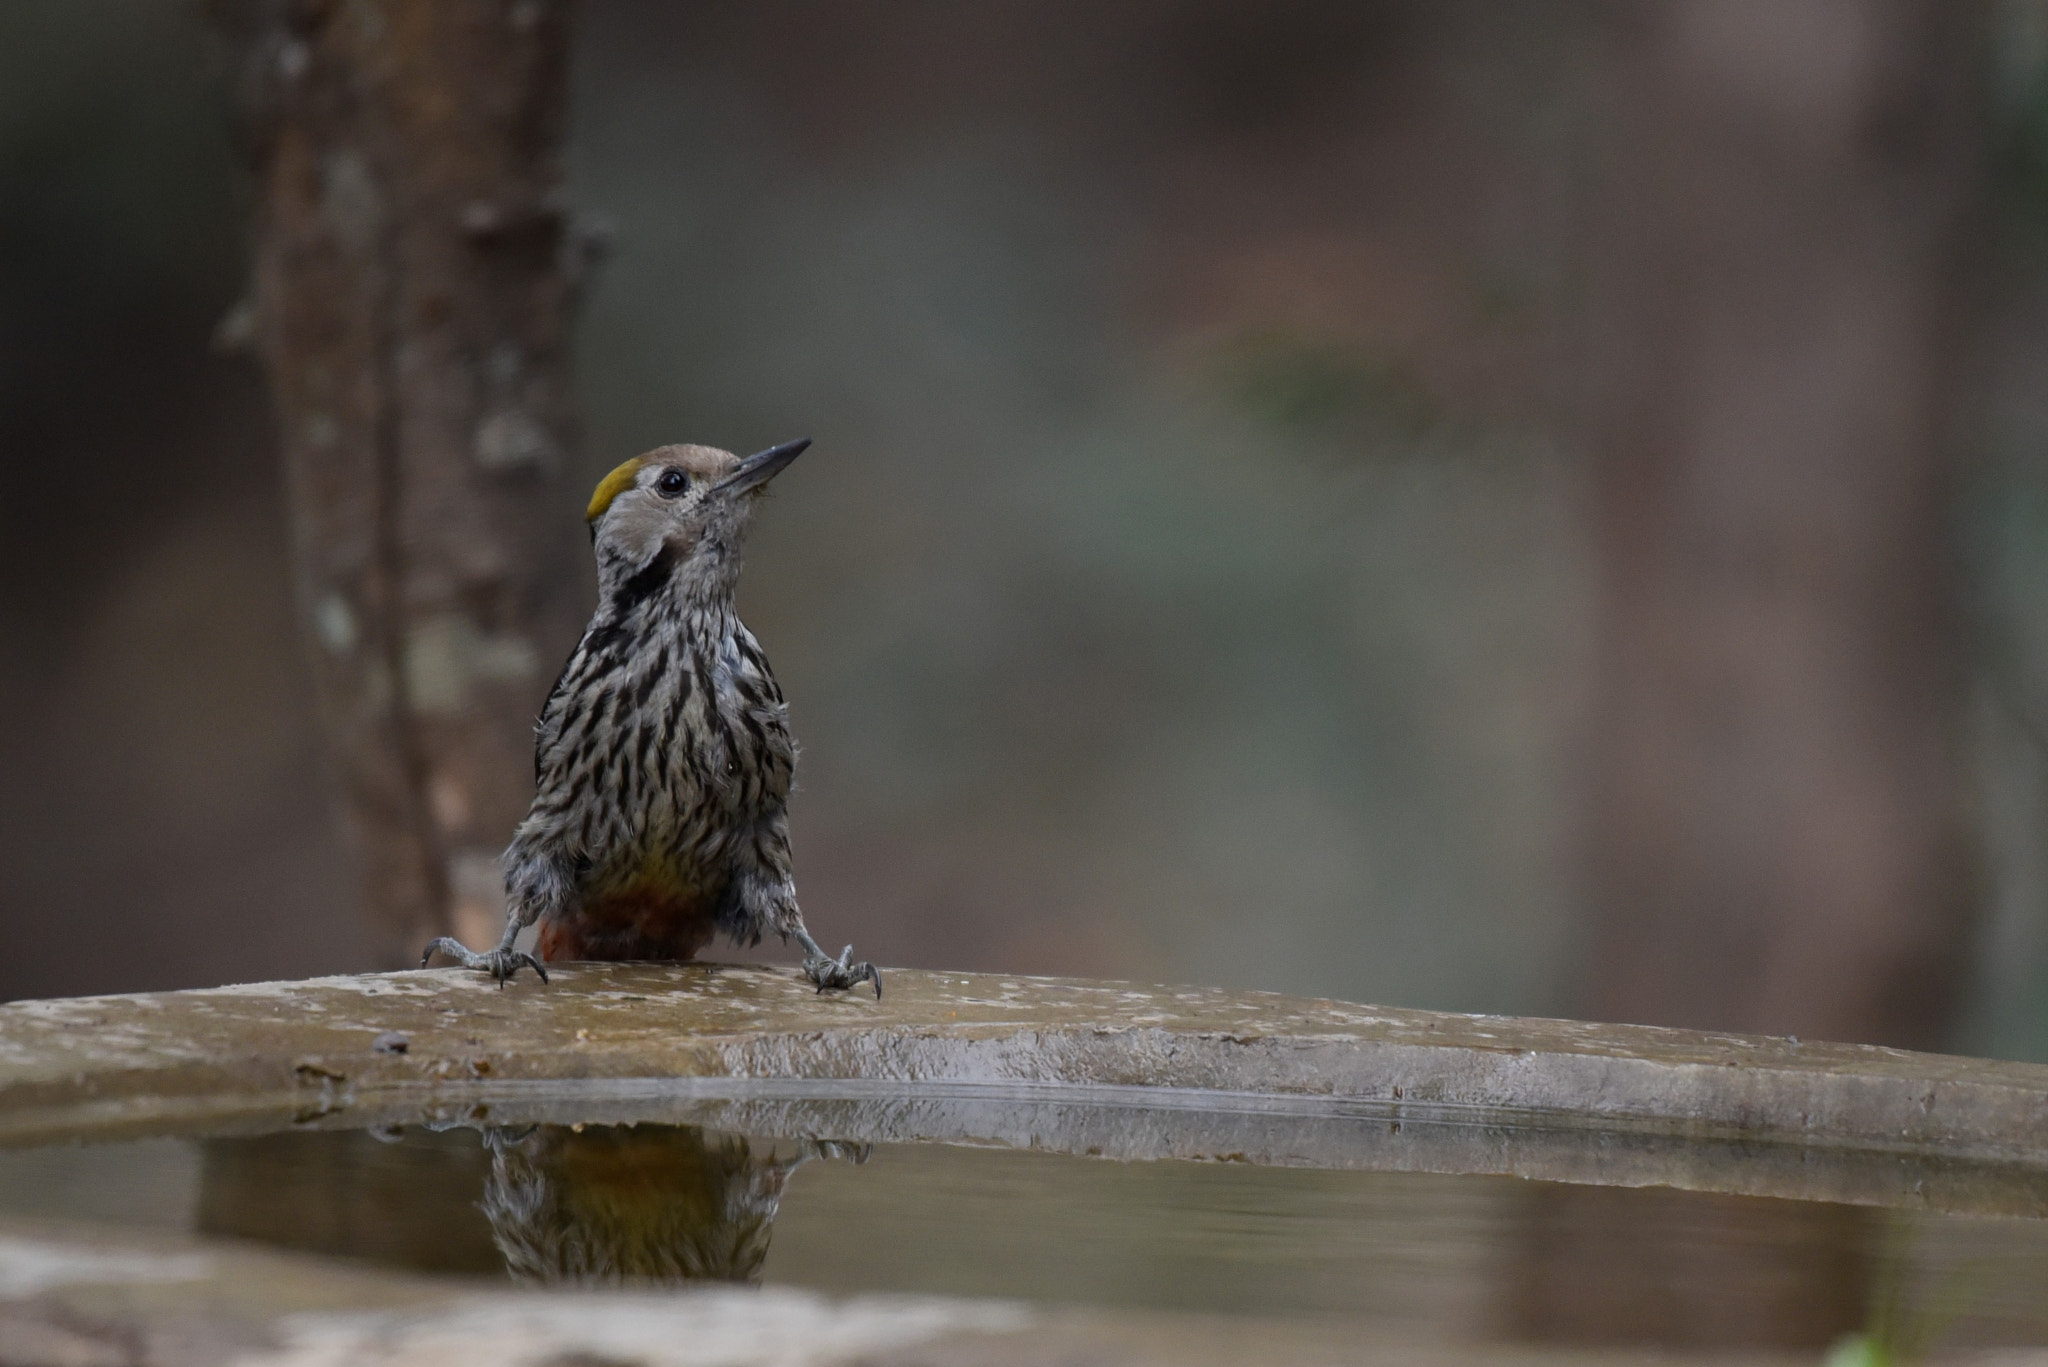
top-left (804, 1138), bottom-right (873, 1164)
top-left (421, 937), bottom-right (549, 988)
top-left (761, 1135), bottom-right (872, 1185)
top-left (803, 944), bottom-right (881, 999)
top-left (481, 1125), bottom-right (541, 1155)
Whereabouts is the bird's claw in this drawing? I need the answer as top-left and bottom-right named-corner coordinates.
top-left (421, 937), bottom-right (549, 988)
top-left (481, 1125), bottom-right (541, 1154)
top-left (803, 944), bottom-right (881, 999)
top-left (804, 1138), bottom-right (873, 1164)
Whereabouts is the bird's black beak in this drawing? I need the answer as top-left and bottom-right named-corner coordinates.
top-left (716, 438), bottom-right (810, 496)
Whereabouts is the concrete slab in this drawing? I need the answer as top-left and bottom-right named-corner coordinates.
top-left (0, 965), bottom-right (2045, 1215)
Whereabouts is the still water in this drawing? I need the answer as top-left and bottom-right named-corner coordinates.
top-left (2, 1122), bottom-right (2045, 1352)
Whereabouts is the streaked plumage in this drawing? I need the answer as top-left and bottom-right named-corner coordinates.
top-left (480, 1124), bottom-right (804, 1286)
top-left (424, 440), bottom-right (877, 995)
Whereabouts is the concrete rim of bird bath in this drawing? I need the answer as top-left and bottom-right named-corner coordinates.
top-left (2, 963), bottom-right (2046, 1217)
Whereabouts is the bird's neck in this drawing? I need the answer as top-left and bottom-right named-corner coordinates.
top-left (597, 537), bottom-right (743, 624)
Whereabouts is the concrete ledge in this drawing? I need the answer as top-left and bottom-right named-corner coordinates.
top-left (0, 1216), bottom-right (1953, 1367)
top-left (2, 964), bottom-right (2046, 1214)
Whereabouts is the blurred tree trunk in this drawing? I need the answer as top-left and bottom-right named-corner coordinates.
top-left (209, 0), bottom-right (586, 967)
top-left (1517, 2), bottom-right (1986, 1348)
top-left (1578, 0), bottom-right (1987, 1053)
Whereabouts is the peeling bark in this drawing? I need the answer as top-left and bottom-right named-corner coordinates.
top-left (210, 0), bottom-right (586, 966)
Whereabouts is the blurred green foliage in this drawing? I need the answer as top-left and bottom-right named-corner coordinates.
top-left (1218, 330), bottom-right (1440, 445)
top-left (1994, 0), bottom-right (2048, 254)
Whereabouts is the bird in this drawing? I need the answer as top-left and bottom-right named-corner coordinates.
top-left (422, 438), bottom-right (879, 996)
top-left (479, 1123), bottom-right (862, 1286)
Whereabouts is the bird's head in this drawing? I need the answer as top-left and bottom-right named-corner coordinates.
top-left (583, 438), bottom-right (808, 604)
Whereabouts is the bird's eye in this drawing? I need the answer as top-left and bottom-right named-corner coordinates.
top-left (655, 468), bottom-right (689, 497)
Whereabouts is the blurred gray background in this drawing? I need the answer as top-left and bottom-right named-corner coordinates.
top-left (8, 0), bottom-right (2048, 1061)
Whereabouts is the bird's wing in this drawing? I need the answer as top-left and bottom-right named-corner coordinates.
top-left (729, 624), bottom-right (796, 799)
top-left (533, 627), bottom-right (598, 785)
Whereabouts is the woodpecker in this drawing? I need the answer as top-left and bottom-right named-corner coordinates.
top-left (424, 439), bottom-right (878, 996)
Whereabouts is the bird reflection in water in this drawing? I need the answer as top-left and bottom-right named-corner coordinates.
top-left (479, 1124), bottom-right (868, 1286)
top-left (196, 1121), bottom-right (864, 1285)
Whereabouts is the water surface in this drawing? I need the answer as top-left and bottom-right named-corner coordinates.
top-left (3, 1122), bottom-right (2044, 1352)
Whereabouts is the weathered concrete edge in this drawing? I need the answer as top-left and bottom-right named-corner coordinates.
top-left (2, 966), bottom-right (2046, 1170)
top-left (61, 1075), bottom-right (2047, 1219)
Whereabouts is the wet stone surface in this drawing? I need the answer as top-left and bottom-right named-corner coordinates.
top-left (1, 967), bottom-right (2047, 1360)
top-left (1, 964), bottom-right (2048, 1210)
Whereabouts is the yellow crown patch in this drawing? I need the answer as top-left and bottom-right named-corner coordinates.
top-left (586, 457), bottom-right (644, 522)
